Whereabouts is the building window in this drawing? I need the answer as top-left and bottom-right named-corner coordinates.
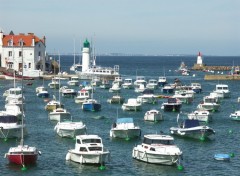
top-left (19, 51), bottom-right (22, 57)
top-left (38, 51), bottom-right (41, 57)
top-left (29, 63), bottom-right (31, 68)
top-left (9, 51), bottom-right (12, 57)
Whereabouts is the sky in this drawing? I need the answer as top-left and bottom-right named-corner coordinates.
top-left (1, 0), bottom-right (240, 56)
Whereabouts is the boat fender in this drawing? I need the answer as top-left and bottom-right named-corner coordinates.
top-left (38, 151), bottom-right (42, 155)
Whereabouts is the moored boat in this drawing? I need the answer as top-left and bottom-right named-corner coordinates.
top-left (132, 134), bottom-right (182, 165)
top-left (66, 134), bottom-right (110, 164)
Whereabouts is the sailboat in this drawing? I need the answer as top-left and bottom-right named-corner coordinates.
top-left (5, 39), bottom-right (40, 169)
top-left (49, 53), bottom-right (71, 121)
top-left (70, 39), bottom-right (81, 72)
top-left (82, 85), bottom-right (101, 111)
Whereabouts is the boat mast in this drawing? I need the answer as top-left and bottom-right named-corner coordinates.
top-left (58, 52), bottom-right (61, 104)
top-left (73, 38), bottom-right (75, 66)
top-left (20, 38), bottom-right (24, 146)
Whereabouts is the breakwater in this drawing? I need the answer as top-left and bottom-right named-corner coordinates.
top-left (192, 64), bottom-right (231, 71)
top-left (204, 74), bottom-right (240, 80)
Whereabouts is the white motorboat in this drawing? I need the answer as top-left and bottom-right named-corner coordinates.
top-left (107, 95), bottom-right (125, 104)
top-left (54, 121), bottom-right (87, 138)
top-left (122, 98), bottom-right (142, 111)
top-left (122, 78), bottom-right (134, 89)
top-left (134, 84), bottom-right (146, 93)
top-left (36, 86), bottom-right (49, 98)
top-left (110, 117), bottom-right (141, 139)
top-left (158, 76), bottom-right (167, 87)
top-left (144, 109), bottom-right (163, 122)
top-left (212, 84), bottom-right (231, 98)
top-left (161, 98), bottom-right (182, 112)
top-left (48, 78), bottom-right (60, 89)
top-left (132, 134), bottom-right (182, 165)
top-left (190, 83), bottom-right (202, 93)
top-left (170, 119), bottom-right (215, 140)
top-left (67, 76), bottom-right (79, 86)
top-left (162, 84), bottom-right (175, 94)
top-left (61, 87), bottom-right (77, 97)
top-left (75, 89), bottom-right (90, 104)
top-left (187, 110), bottom-right (212, 122)
top-left (172, 93), bottom-right (193, 104)
top-left (112, 76), bottom-right (123, 86)
top-left (134, 76), bottom-right (147, 87)
top-left (49, 108), bottom-right (71, 122)
top-left (109, 83), bottom-right (121, 93)
top-left (4, 104), bottom-right (22, 120)
top-left (0, 113), bottom-right (26, 139)
top-left (137, 94), bottom-right (158, 104)
top-left (229, 110), bottom-right (240, 121)
top-left (66, 134), bottom-right (110, 164)
top-left (197, 96), bottom-right (220, 112)
top-left (146, 79), bottom-right (158, 90)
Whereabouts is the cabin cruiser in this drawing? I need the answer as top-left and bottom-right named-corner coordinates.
top-left (144, 109), bottom-right (163, 122)
top-left (212, 84), bottom-right (231, 98)
top-left (158, 76), bottom-right (167, 87)
top-left (190, 83), bottom-right (202, 93)
top-left (75, 90), bottom-right (90, 104)
top-left (45, 96), bottom-right (64, 111)
top-left (170, 119), bottom-right (215, 140)
top-left (161, 98), bottom-right (182, 112)
top-left (61, 87), bottom-right (77, 97)
top-left (187, 110), bottom-right (212, 122)
top-left (197, 96), bottom-right (220, 112)
top-left (49, 108), bottom-right (71, 122)
top-left (36, 86), bottom-right (50, 98)
top-left (132, 134), bottom-right (182, 165)
top-left (134, 84), bottom-right (146, 93)
top-left (67, 76), bottom-right (79, 86)
top-left (66, 134), bottom-right (110, 164)
top-left (122, 78), bottom-right (134, 89)
top-left (134, 76), bottom-right (147, 87)
top-left (82, 99), bottom-right (101, 112)
top-left (146, 79), bottom-right (158, 90)
top-left (161, 84), bottom-right (175, 94)
top-left (54, 121), bottom-right (87, 138)
top-left (122, 98), bottom-right (142, 111)
top-left (110, 117), bottom-right (141, 139)
top-left (172, 92), bottom-right (193, 104)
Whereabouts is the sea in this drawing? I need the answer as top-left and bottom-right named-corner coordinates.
top-left (0, 55), bottom-right (240, 176)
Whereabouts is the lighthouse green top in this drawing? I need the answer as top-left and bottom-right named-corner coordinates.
top-left (83, 39), bottom-right (90, 48)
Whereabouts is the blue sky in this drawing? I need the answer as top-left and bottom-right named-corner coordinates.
top-left (1, 0), bottom-right (239, 56)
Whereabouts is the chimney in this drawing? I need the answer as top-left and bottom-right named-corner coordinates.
top-left (32, 36), bottom-right (35, 46)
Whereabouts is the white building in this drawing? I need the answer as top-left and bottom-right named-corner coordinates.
top-left (0, 30), bottom-right (49, 77)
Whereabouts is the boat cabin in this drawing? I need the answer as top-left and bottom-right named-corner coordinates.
top-left (75, 135), bottom-right (103, 152)
top-left (143, 135), bottom-right (174, 146)
top-left (182, 119), bottom-right (200, 128)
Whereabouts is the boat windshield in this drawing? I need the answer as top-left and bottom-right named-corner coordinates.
top-left (143, 138), bottom-right (174, 145)
top-left (0, 115), bottom-right (18, 123)
top-left (82, 139), bottom-right (101, 144)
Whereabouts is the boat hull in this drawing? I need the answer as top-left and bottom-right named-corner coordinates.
top-left (144, 114), bottom-right (163, 122)
top-left (0, 126), bottom-right (27, 139)
top-left (170, 127), bottom-right (215, 140)
top-left (49, 113), bottom-right (71, 122)
top-left (55, 124), bottom-right (87, 138)
top-left (66, 150), bottom-right (110, 164)
top-left (110, 129), bottom-right (141, 139)
top-left (132, 148), bottom-right (180, 165)
top-left (6, 153), bottom-right (38, 165)
top-left (162, 104), bottom-right (181, 112)
top-left (82, 103), bottom-right (101, 112)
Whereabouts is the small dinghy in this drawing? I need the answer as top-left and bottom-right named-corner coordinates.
top-left (214, 154), bottom-right (230, 161)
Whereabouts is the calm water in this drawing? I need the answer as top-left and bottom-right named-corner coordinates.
top-left (1, 55), bottom-right (240, 176)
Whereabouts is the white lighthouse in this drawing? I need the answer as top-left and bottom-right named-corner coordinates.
top-left (197, 52), bottom-right (203, 65)
top-left (81, 39), bottom-right (91, 73)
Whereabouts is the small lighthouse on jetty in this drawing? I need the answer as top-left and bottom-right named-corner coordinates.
top-left (197, 52), bottom-right (203, 65)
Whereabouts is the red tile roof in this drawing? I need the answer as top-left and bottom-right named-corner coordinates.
top-left (2, 33), bottom-right (45, 47)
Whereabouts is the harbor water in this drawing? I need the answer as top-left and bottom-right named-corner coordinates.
top-left (0, 55), bottom-right (240, 176)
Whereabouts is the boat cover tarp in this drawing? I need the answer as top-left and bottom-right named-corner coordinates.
top-left (0, 115), bottom-right (18, 123)
top-left (184, 119), bottom-right (200, 128)
top-left (116, 118), bottom-right (133, 124)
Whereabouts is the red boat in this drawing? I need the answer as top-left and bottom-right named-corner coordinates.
top-left (5, 144), bottom-right (40, 166)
